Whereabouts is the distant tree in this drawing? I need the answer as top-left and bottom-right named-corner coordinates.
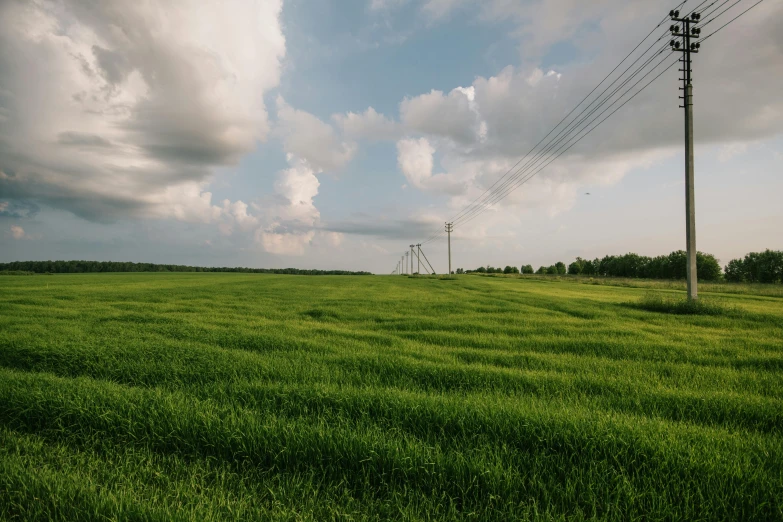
top-left (0, 260), bottom-right (373, 276)
top-left (667, 250), bottom-right (688, 280)
top-left (476, 266), bottom-right (486, 273)
top-left (598, 255), bottom-right (614, 277)
top-left (644, 255), bottom-right (668, 279)
top-left (592, 258), bottom-right (602, 275)
top-left (547, 265), bottom-right (558, 275)
top-left (555, 262), bottom-right (566, 275)
top-left (536, 266), bottom-right (547, 274)
top-left (521, 264), bottom-right (534, 274)
top-left (581, 259), bottom-right (596, 275)
top-left (456, 268), bottom-right (464, 274)
top-left (730, 250), bottom-right (783, 283)
top-left (696, 252), bottom-right (722, 281)
top-left (724, 258), bottom-right (745, 282)
top-left (568, 257), bottom-right (585, 275)
top-left (503, 265), bottom-right (519, 274)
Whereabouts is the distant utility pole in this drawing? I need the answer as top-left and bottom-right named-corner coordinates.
top-left (445, 222), bottom-right (453, 275)
top-left (405, 252), bottom-right (409, 275)
top-left (669, 8), bottom-right (701, 300)
top-left (410, 245), bottom-right (415, 274)
top-left (416, 244), bottom-right (421, 274)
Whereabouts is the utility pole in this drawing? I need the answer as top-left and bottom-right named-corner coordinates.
top-left (445, 222), bottom-right (453, 275)
top-left (416, 244), bottom-right (421, 275)
top-left (410, 245), bottom-right (415, 275)
top-left (669, 9), bottom-right (701, 300)
top-left (405, 252), bottom-right (409, 275)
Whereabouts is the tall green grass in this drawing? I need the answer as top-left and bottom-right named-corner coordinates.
top-left (0, 273), bottom-right (781, 520)
top-left (476, 272), bottom-right (783, 298)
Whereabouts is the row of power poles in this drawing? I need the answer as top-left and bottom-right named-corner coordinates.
top-left (393, 223), bottom-right (454, 275)
top-left (394, 243), bottom-right (438, 275)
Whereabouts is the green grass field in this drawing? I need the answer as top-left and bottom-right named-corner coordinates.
top-left (1, 273), bottom-right (782, 521)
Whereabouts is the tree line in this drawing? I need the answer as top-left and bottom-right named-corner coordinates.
top-left (724, 250), bottom-right (783, 283)
top-left (458, 249), bottom-right (782, 283)
top-left (0, 260), bottom-right (372, 276)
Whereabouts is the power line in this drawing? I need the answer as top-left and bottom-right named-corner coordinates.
top-left (454, 44), bottom-right (674, 226)
top-left (414, 0), bottom-right (761, 249)
top-left (695, 0), bottom-right (737, 21)
top-left (452, 41), bottom-right (672, 226)
top-left (446, 11), bottom-right (714, 228)
top-left (458, 56), bottom-right (680, 228)
top-left (702, 0), bottom-right (766, 40)
top-left (454, 46), bottom-right (666, 225)
top-left (447, 17), bottom-right (675, 226)
top-left (431, 1), bottom-right (716, 239)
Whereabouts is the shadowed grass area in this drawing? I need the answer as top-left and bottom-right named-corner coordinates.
top-left (475, 273), bottom-right (783, 298)
top-left (630, 292), bottom-right (739, 316)
top-left (0, 273), bottom-right (781, 520)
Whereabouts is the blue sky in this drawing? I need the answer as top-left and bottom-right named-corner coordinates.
top-left (1, 0), bottom-right (781, 273)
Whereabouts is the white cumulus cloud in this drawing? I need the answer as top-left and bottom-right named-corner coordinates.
top-left (333, 107), bottom-right (401, 141)
top-left (276, 97), bottom-right (357, 173)
top-left (0, 0), bottom-right (286, 223)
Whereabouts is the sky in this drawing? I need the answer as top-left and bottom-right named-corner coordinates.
top-left (1, 0), bottom-right (781, 274)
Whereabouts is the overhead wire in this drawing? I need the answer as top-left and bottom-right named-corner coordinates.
top-left (461, 0), bottom-right (758, 226)
top-left (453, 41), bottom-right (672, 226)
top-left (443, 0), bottom-right (713, 231)
top-left (414, 0), bottom-right (760, 247)
top-left (458, 53), bottom-right (679, 227)
top-left (449, 1), bottom-right (719, 227)
top-left (701, 0), bottom-right (766, 40)
top-left (447, 15), bottom-right (675, 227)
top-left (697, 0), bottom-right (744, 23)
